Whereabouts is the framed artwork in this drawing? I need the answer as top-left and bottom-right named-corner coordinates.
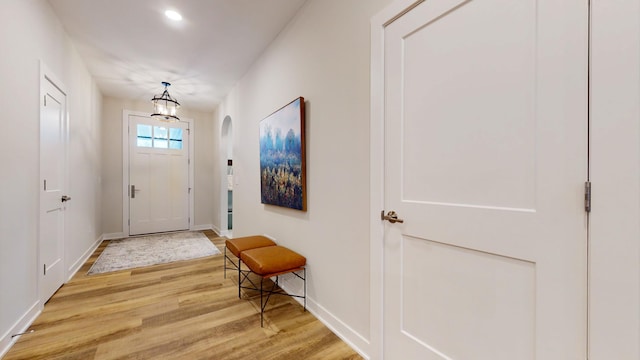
top-left (259, 97), bottom-right (306, 211)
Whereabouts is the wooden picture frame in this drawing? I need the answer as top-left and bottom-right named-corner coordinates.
top-left (259, 97), bottom-right (306, 211)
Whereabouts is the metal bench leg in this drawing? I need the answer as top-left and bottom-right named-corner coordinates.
top-left (260, 277), bottom-right (264, 327)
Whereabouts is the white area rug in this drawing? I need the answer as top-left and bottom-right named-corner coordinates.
top-left (88, 231), bottom-right (221, 275)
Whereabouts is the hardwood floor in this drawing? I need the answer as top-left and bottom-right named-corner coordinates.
top-left (4, 230), bottom-right (362, 360)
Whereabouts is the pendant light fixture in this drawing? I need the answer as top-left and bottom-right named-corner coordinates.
top-left (151, 81), bottom-right (180, 121)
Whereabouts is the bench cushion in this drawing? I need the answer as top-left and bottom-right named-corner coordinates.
top-left (241, 246), bottom-right (306, 277)
top-left (225, 235), bottom-right (276, 257)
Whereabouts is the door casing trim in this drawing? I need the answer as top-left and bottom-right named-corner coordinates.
top-left (370, 1), bottom-right (422, 358)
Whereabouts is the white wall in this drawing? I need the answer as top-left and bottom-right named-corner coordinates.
top-left (101, 97), bottom-right (216, 235)
top-left (0, 0), bottom-right (102, 355)
top-left (214, 0), bottom-right (392, 355)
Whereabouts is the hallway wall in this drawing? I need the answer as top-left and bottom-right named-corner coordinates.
top-left (0, 0), bottom-right (102, 355)
top-left (214, 0), bottom-right (392, 355)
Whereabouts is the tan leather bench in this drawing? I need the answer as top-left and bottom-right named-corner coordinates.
top-left (224, 235), bottom-right (276, 282)
top-left (240, 245), bottom-right (306, 327)
top-left (225, 235), bottom-right (277, 259)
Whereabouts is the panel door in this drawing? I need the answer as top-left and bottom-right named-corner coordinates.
top-left (129, 115), bottom-right (190, 235)
top-left (382, 1), bottom-right (588, 359)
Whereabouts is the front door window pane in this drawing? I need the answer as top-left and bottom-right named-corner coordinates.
top-left (154, 126), bottom-right (168, 149)
top-left (137, 124), bottom-right (152, 147)
top-left (169, 128), bottom-right (183, 150)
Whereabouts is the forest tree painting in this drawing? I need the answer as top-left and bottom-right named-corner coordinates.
top-left (259, 97), bottom-right (306, 211)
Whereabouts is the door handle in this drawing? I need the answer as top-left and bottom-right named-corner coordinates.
top-left (381, 210), bottom-right (404, 224)
top-left (131, 185), bottom-right (141, 199)
top-left (61, 195), bottom-right (71, 202)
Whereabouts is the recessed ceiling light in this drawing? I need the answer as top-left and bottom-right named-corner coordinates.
top-left (165, 10), bottom-right (182, 21)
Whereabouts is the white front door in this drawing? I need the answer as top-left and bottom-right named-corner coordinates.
top-left (40, 73), bottom-right (67, 302)
top-left (381, 0), bottom-right (588, 359)
top-left (128, 115), bottom-right (190, 235)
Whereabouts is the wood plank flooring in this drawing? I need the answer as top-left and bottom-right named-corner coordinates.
top-left (4, 230), bottom-right (362, 360)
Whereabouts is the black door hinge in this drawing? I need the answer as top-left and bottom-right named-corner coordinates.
top-left (585, 181), bottom-right (591, 213)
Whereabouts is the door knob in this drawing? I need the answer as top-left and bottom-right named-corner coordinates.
top-left (381, 210), bottom-right (404, 223)
top-left (61, 195), bottom-right (71, 202)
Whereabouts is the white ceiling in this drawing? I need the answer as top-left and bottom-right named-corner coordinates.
top-left (47, 0), bottom-right (307, 112)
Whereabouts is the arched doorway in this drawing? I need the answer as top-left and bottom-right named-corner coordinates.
top-left (221, 116), bottom-right (233, 237)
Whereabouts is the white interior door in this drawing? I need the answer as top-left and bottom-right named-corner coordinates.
top-left (40, 74), bottom-right (67, 302)
top-left (382, 1), bottom-right (588, 359)
top-left (128, 115), bottom-right (190, 235)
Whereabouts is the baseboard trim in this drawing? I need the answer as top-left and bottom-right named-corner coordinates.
top-left (191, 224), bottom-right (213, 231)
top-left (0, 301), bottom-right (41, 359)
top-left (276, 281), bottom-right (371, 359)
top-left (66, 234), bottom-right (104, 281)
top-left (102, 232), bottom-right (126, 240)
